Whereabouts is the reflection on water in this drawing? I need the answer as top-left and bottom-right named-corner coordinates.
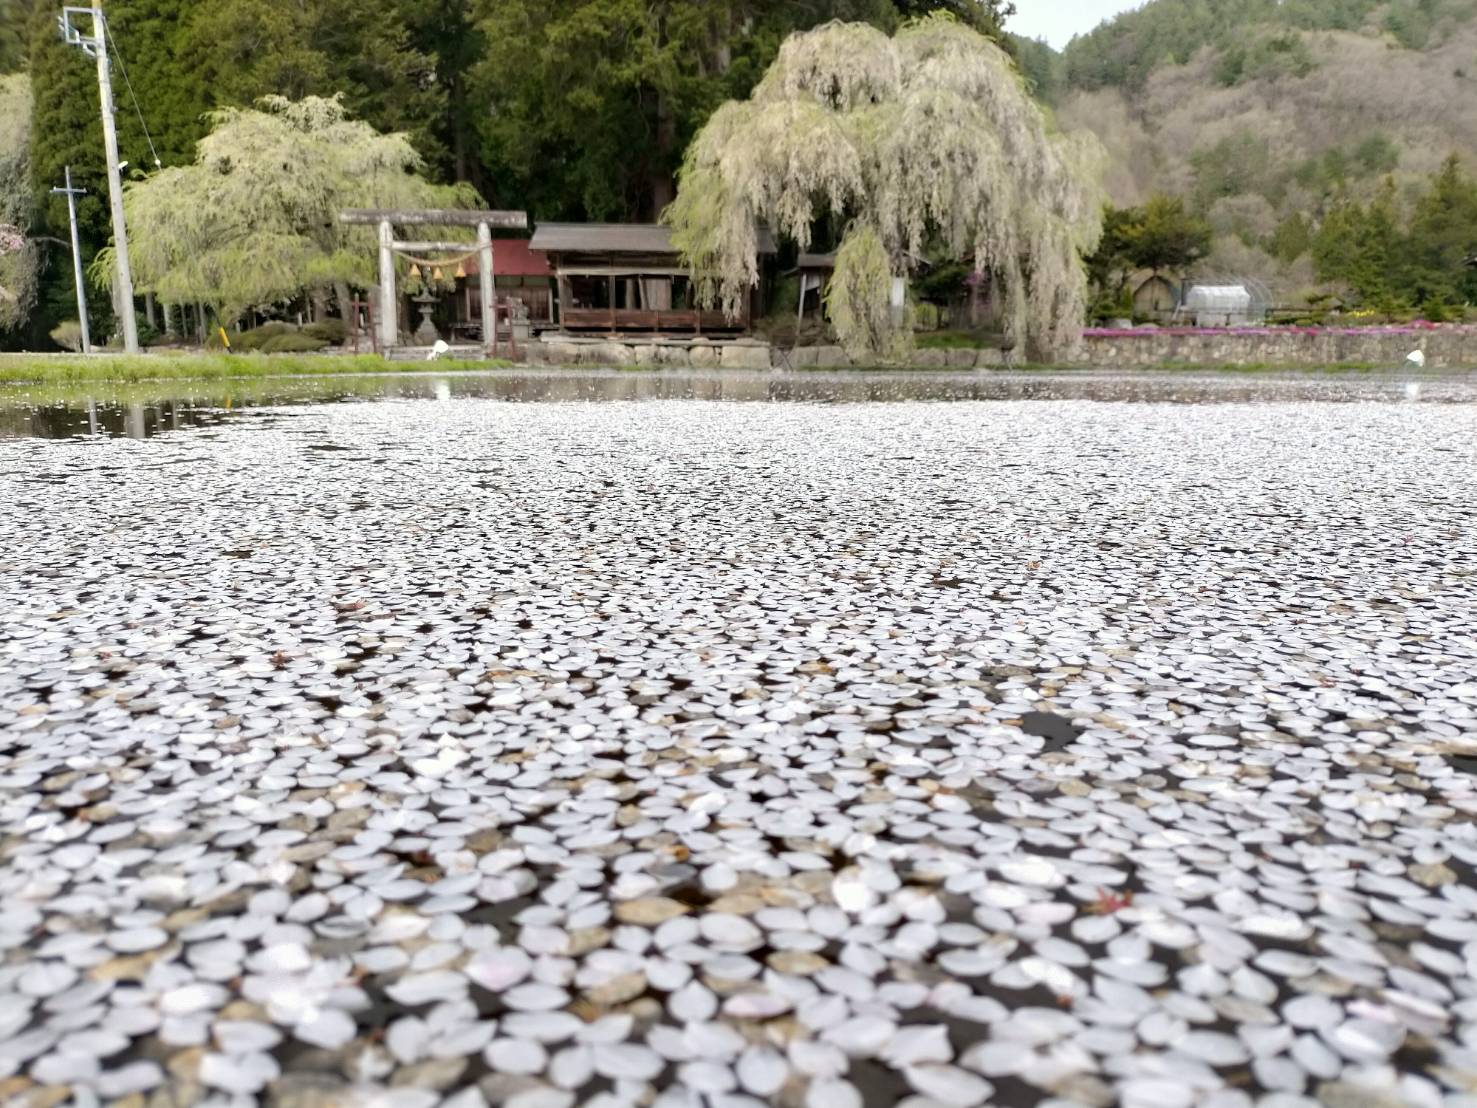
top-left (4, 398), bottom-right (239, 440)
top-left (1, 368), bottom-right (1473, 441)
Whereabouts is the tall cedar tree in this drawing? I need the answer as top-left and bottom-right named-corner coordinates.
top-left (1406, 155), bottom-right (1477, 308)
top-left (470, 0), bottom-right (1013, 222)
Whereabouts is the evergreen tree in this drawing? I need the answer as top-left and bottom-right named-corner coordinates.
top-left (1406, 155), bottom-right (1477, 308)
top-left (1313, 180), bottom-right (1403, 307)
top-left (1124, 194), bottom-right (1213, 274)
top-left (1012, 34), bottom-right (1062, 102)
top-left (893, 0), bottom-right (1013, 34)
top-left (1085, 204), bottom-right (1143, 297)
top-left (396, 0), bottom-right (487, 186)
top-left (28, 2), bottom-right (112, 247)
top-left (1084, 196), bottom-right (1212, 298)
top-left (1268, 212), bottom-right (1312, 263)
top-left (177, 0), bottom-right (446, 162)
top-left (468, 0), bottom-right (964, 222)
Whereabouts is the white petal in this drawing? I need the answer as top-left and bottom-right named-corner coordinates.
top-left (296, 1008), bottom-right (358, 1050)
top-left (882, 1025), bottom-right (953, 1067)
top-left (199, 1051), bottom-right (280, 1095)
top-left (737, 1046), bottom-right (789, 1096)
top-left (905, 1064), bottom-right (994, 1107)
top-left (591, 1042), bottom-right (664, 1081)
top-left (465, 948), bottom-right (533, 992)
top-left (807, 1078), bottom-right (862, 1108)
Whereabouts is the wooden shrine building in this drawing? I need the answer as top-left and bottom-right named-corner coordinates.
top-left (455, 240), bottom-right (555, 337)
top-left (529, 223), bottom-right (776, 336)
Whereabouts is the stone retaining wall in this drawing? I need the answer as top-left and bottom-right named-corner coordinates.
top-left (525, 329), bottom-right (1477, 370)
top-left (1079, 328), bottom-right (1477, 369)
top-left (787, 346), bottom-right (1006, 369)
top-left (525, 336), bottom-right (1010, 369)
top-left (526, 337), bottom-right (775, 370)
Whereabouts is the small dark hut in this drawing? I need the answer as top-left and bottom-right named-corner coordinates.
top-left (1131, 272), bottom-right (1181, 321)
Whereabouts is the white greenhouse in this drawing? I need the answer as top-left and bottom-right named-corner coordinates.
top-left (1182, 285), bottom-right (1257, 328)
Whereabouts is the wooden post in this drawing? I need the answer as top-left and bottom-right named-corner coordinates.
top-left (478, 221), bottom-right (495, 358)
top-left (351, 298), bottom-right (380, 356)
top-left (378, 220), bottom-right (398, 351)
top-left (796, 273), bottom-right (807, 339)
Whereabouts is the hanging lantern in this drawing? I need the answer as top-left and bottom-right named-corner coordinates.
top-left (409, 264), bottom-right (422, 281)
top-left (432, 267), bottom-right (444, 281)
top-left (455, 262), bottom-right (467, 279)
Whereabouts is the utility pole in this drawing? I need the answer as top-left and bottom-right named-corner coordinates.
top-left (59, 7), bottom-right (138, 353)
top-left (50, 166), bottom-right (92, 354)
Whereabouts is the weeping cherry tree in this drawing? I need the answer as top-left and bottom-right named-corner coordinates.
top-left (665, 17), bottom-right (1104, 360)
top-left (95, 95), bottom-right (479, 324)
top-left (0, 74), bottom-right (37, 333)
top-left (0, 224), bottom-right (33, 332)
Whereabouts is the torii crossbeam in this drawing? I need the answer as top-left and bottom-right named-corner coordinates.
top-left (340, 209), bottom-right (528, 354)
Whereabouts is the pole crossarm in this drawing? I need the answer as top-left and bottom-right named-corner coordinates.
top-left (339, 210), bottom-right (528, 229)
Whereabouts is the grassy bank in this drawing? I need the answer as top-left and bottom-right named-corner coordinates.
top-left (0, 374), bottom-right (480, 410)
top-left (0, 353), bottom-right (512, 385)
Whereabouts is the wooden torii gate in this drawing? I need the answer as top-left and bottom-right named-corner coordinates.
top-left (339, 208), bottom-right (528, 354)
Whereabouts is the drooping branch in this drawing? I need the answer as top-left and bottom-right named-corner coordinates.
top-left (105, 95), bottom-right (480, 322)
top-left (666, 15), bottom-right (1103, 360)
top-left (825, 224), bottom-right (913, 362)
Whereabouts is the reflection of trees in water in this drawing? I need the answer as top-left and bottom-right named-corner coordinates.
top-left (1, 400), bottom-right (230, 440)
top-left (2, 373), bottom-right (1444, 441)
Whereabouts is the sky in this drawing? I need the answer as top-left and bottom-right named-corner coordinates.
top-left (1007, 1), bottom-right (1148, 49)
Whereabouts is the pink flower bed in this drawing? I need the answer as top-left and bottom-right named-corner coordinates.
top-left (1083, 322), bottom-right (1475, 339)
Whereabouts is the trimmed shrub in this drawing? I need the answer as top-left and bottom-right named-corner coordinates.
top-left (302, 318), bottom-right (347, 345)
top-left (261, 333), bottom-right (329, 354)
top-left (232, 322), bottom-right (297, 352)
top-left (50, 321), bottom-right (84, 352)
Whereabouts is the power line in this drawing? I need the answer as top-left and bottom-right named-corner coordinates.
top-left (102, 14), bottom-right (161, 170)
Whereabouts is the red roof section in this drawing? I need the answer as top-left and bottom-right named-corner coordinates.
top-left (463, 240), bottom-right (551, 279)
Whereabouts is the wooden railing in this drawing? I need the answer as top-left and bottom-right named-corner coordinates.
top-left (561, 307), bottom-right (741, 333)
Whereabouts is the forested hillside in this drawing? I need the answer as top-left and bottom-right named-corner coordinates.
top-left (1059, 0), bottom-right (1476, 91)
top-left (1025, 0), bottom-right (1477, 308)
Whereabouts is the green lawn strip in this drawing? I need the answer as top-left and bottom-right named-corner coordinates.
top-left (0, 353), bottom-right (513, 385)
